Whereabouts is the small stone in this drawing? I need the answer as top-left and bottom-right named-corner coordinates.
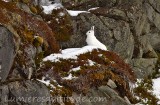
top-left (107, 79), bottom-right (117, 89)
top-left (124, 96), bottom-right (131, 104)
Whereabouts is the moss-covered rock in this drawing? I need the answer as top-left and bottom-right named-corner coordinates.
top-left (41, 7), bottom-right (73, 43)
top-left (0, 1), bottom-right (60, 80)
top-left (39, 48), bottom-right (136, 103)
top-left (0, 0), bottom-right (60, 54)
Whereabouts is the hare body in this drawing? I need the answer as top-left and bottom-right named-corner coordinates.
top-left (86, 26), bottom-right (107, 50)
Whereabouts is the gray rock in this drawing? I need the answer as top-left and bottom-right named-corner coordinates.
top-left (148, 0), bottom-right (160, 13)
top-left (144, 2), bottom-right (160, 31)
top-left (33, 0), bottom-right (52, 6)
top-left (72, 86), bottom-right (131, 105)
top-left (0, 85), bottom-right (9, 105)
top-left (60, 1), bottom-right (159, 79)
top-left (16, 2), bottom-right (32, 14)
top-left (0, 26), bottom-right (15, 82)
top-left (131, 58), bottom-right (158, 78)
top-left (144, 2), bottom-right (160, 51)
top-left (62, 13), bottom-right (134, 61)
top-left (107, 79), bottom-right (117, 89)
top-left (0, 80), bottom-right (51, 105)
top-left (147, 31), bottom-right (160, 51)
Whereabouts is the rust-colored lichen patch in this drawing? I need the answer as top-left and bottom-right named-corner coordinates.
top-left (40, 49), bottom-right (136, 102)
top-left (0, 0), bottom-right (60, 54)
top-left (41, 8), bottom-right (73, 42)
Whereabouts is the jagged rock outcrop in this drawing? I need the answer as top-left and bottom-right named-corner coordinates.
top-left (0, 26), bottom-right (15, 81)
top-left (72, 86), bottom-right (131, 105)
top-left (0, 80), bottom-right (51, 105)
top-left (1, 0), bottom-right (160, 105)
top-left (144, 0), bottom-right (160, 51)
top-left (0, 0), bottom-right (59, 81)
top-left (61, 0), bottom-right (159, 78)
top-left (0, 1), bottom-right (59, 105)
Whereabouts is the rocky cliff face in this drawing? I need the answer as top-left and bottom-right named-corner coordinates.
top-left (0, 0), bottom-right (160, 105)
top-left (61, 0), bottom-right (159, 78)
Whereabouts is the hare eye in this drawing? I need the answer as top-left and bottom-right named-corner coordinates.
top-left (89, 32), bottom-right (90, 33)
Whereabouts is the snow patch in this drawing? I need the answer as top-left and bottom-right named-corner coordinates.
top-left (88, 59), bottom-right (96, 66)
top-left (70, 66), bottom-right (81, 72)
top-left (43, 46), bottom-right (99, 62)
top-left (42, 3), bottom-right (63, 14)
top-left (59, 12), bottom-right (65, 16)
top-left (62, 73), bottom-right (77, 80)
top-left (67, 10), bottom-right (89, 16)
top-left (88, 7), bottom-right (100, 11)
top-left (37, 79), bottom-right (56, 89)
top-left (152, 78), bottom-right (160, 100)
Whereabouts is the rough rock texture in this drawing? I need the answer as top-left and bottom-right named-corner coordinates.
top-left (0, 80), bottom-right (51, 105)
top-left (61, 13), bottom-right (134, 62)
top-left (144, 0), bottom-right (160, 51)
top-left (0, 0), bottom-right (60, 81)
top-left (73, 86), bottom-right (131, 105)
top-left (0, 26), bottom-right (15, 81)
top-left (61, 0), bottom-right (159, 78)
top-left (0, 0), bottom-right (160, 105)
top-left (0, 1), bottom-right (59, 105)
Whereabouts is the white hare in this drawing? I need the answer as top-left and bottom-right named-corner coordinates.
top-left (86, 26), bottom-right (107, 50)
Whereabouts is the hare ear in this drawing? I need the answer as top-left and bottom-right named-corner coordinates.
top-left (91, 26), bottom-right (95, 30)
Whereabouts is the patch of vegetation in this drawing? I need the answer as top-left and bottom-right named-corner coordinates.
top-left (134, 78), bottom-right (159, 105)
top-left (0, 0), bottom-right (60, 54)
top-left (40, 49), bottom-right (136, 102)
top-left (41, 8), bottom-right (73, 42)
top-left (133, 51), bottom-right (160, 104)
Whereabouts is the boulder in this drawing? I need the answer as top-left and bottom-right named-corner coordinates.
top-left (144, 1), bottom-right (160, 51)
top-left (72, 86), bottom-right (131, 105)
top-left (0, 80), bottom-right (51, 105)
top-left (0, 26), bottom-right (15, 82)
top-left (131, 58), bottom-right (158, 78)
top-left (60, 0), bottom-right (159, 78)
top-left (61, 13), bottom-right (134, 62)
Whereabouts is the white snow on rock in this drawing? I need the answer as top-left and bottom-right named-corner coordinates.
top-left (88, 7), bottom-right (100, 11)
top-left (42, 3), bottom-right (63, 14)
top-left (88, 59), bottom-right (96, 66)
top-left (43, 46), bottom-right (99, 62)
top-left (69, 66), bottom-right (81, 72)
top-left (67, 10), bottom-right (89, 16)
top-left (62, 73), bottom-right (78, 80)
top-left (86, 26), bottom-right (107, 50)
top-left (37, 79), bottom-right (56, 89)
top-left (152, 77), bottom-right (160, 104)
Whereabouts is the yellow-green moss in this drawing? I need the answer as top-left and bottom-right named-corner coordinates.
top-left (35, 52), bottom-right (44, 67)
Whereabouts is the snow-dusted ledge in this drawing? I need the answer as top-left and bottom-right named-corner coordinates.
top-left (43, 46), bottom-right (102, 62)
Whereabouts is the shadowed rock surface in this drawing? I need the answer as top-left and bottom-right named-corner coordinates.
top-left (60, 0), bottom-right (159, 78)
top-left (0, 0), bottom-right (160, 105)
top-left (0, 26), bottom-right (15, 81)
